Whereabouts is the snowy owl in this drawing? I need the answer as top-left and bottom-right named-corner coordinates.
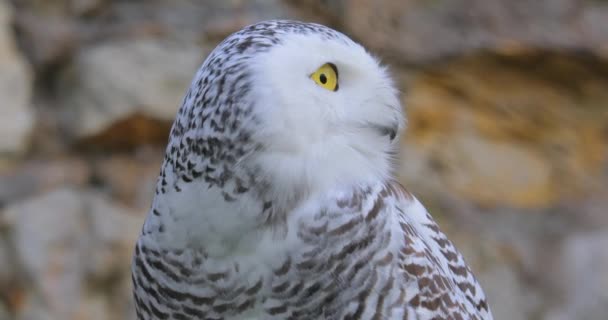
top-left (132, 20), bottom-right (493, 320)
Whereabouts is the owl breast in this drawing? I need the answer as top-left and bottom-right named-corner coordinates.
top-left (133, 181), bottom-right (411, 319)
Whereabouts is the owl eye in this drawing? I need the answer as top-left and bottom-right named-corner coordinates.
top-left (310, 63), bottom-right (339, 91)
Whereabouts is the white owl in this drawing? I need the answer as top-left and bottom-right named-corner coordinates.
top-left (132, 20), bottom-right (493, 320)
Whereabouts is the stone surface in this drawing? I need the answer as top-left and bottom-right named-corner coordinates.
top-left (399, 52), bottom-right (608, 208)
top-left (2, 188), bottom-right (143, 320)
top-left (91, 148), bottom-right (162, 208)
top-left (445, 226), bottom-right (533, 320)
top-left (0, 0), bottom-right (34, 156)
top-left (290, 0), bottom-right (608, 63)
top-left (0, 158), bottom-right (90, 206)
top-left (69, 0), bottom-right (107, 16)
top-left (74, 114), bottom-right (173, 151)
top-left (57, 39), bottom-right (205, 141)
top-left (0, 303), bottom-right (9, 320)
top-left (0, 1), bottom-right (607, 319)
top-left (545, 231), bottom-right (608, 320)
top-left (0, 237), bottom-right (9, 280)
top-left (12, 0), bottom-right (78, 71)
top-left (4, 189), bottom-right (89, 319)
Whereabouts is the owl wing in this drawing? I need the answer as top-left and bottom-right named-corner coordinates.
top-left (382, 181), bottom-right (493, 320)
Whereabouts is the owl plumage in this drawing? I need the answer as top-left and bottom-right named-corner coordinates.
top-left (132, 20), bottom-right (493, 320)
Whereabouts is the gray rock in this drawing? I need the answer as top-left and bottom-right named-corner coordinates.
top-left (545, 231), bottom-right (608, 320)
top-left (0, 231), bottom-right (10, 280)
top-left (0, 0), bottom-right (34, 155)
top-left (4, 188), bottom-right (86, 319)
top-left (0, 158), bottom-right (90, 206)
top-left (479, 265), bottom-right (531, 320)
top-left (0, 302), bottom-right (10, 320)
top-left (0, 233), bottom-right (17, 319)
top-left (444, 224), bottom-right (538, 320)
top-left (58, 39), bottom-right (206, 139)
top-left (14, 293), bottom-right (54, 320)
top-left (14, 11), bottom-right (77, 70)
top-left (92, 151), bottom-right (161, 209)
top-left (70, 0), bottom-right (107, 16)
top-left (85, 191), bottom-right (143, 279)
top-left (3, 188), bottom-right (143, 320)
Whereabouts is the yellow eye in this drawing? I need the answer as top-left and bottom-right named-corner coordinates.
top-left (310, 63), bottom-right (339, 91)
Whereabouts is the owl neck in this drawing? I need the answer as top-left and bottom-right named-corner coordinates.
top-left (141, 158), bottom-right (294, 255)
top-left (141, 134), bottom-right (394, 253)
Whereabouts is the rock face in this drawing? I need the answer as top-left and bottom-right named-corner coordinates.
top-left (292, 0), bottom-right (608, 63)
top-left (546, 232), bottom-right (608, 320)
top-left (399, 53), bottom-right (608, 208)
top-left (0, 158), bottom-right (90, 206)
top-left (0, 0), bottom-right (34, 156)
top-left (2, 188), bottom-right (142, 320)
top-left (0, 1), bottom-right (607, 320)
top-left (58, 40), bottom-right (205, 141)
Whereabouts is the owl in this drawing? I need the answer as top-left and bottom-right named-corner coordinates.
top-left (131, 20), bottom-right (493, 320)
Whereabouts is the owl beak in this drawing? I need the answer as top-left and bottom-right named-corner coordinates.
top-left (389, 128), bottom-right (397, 141)
top-left (384, 126), bottom-right (397, 141)
top-left (366, 122), bottom-right (398, 141)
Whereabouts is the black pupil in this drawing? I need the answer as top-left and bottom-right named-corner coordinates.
top-left (320, 74), bottom-right (327, 84)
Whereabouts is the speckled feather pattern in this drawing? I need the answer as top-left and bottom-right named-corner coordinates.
top-left (132, 20), bottom-right (493, 320)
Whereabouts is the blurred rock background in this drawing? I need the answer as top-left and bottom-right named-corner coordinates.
top-left (0, 0), bottom-right (607, 319)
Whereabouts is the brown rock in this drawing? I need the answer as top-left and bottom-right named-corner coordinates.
top-left (399, 52), bottom-right (608, 208)
top-left (91, 148), bottom-right (163, 208)
top-left (75, 113), bottom-right (172, 151)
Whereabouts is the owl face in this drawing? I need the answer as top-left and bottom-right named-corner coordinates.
top-left (245, 28), bottom-right (404, 195)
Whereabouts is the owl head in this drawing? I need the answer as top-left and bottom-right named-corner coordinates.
top-left (164, 20), bottom-right (403, 203)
